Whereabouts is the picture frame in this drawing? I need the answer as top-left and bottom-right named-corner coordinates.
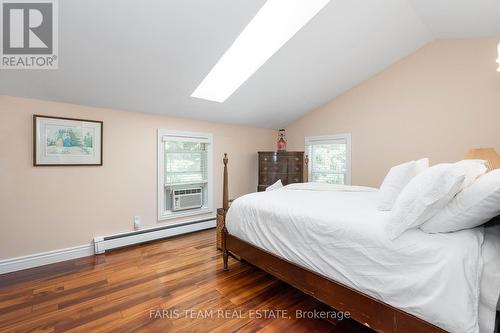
top-left (33, 115), bottom-right (103, 166)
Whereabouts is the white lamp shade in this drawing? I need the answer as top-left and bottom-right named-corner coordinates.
top-left (465, 148), bottom-right (500, 171)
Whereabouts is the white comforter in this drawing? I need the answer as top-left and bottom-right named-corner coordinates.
top-left (226, 183), bottom-right (500, 333)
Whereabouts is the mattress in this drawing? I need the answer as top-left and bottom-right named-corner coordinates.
top-left (226, 183), bottom-right (500, 333)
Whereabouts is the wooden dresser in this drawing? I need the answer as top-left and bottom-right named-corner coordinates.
top-left (258, 151), bottom-right (304, 192)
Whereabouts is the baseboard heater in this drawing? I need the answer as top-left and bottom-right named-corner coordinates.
top-left (93, 218), bottom-right (215, 254)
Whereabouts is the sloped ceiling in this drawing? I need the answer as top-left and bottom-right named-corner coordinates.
top-left (1, 0), bottom-right (499, 128)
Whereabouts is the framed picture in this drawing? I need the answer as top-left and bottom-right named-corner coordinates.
top-left (33, 115), bottom-right (103, 166)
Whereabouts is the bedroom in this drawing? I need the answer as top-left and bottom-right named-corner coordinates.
top-left (0, 0), bottom-right (499, 332)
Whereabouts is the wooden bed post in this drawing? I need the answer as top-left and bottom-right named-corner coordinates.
top-left (223, 153), bottom-right (229, 213)
top-left (304, 154), bottom-right (309, 183)
top-left (222, 153), bottom-right (229, 271)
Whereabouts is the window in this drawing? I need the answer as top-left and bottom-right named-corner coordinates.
top-left (158, 130), bottom-right (213, 220)
top-left (305, 134), bottom-right (351, 185)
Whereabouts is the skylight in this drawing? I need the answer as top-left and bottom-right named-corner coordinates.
top-left (191, 0), bottom-right (331, 103)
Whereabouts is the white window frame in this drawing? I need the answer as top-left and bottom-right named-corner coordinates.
top-left (157, 129), bottom-right (214, 221)
top-left (305, 133), bottom-right (352, 185)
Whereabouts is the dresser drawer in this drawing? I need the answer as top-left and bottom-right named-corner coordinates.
top-left (260, 154), bottom-right (288, 164)
top-left (259, 172), bottom-right (287, 185)
top-left (287, 173), bottom-right (302, 184)
top-left (260, 162), bottom-right (287, 173)
top-left (287, 156), bottom-right (304, 173)
top-left (287, 160), bottom-right (303, 173)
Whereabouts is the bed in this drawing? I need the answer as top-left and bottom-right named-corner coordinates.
top-left (219, 154), bottom-right (500, 333)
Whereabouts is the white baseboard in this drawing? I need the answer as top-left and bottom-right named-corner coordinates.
top-left (0, 244), bottom-right (94, 275)
top-left (0, 218), bottom-right (216, 275)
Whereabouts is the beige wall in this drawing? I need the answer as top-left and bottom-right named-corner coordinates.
top-left (3, 38), bottom-right (500, 260)
top-left (286, 38), bottom-right (500, 187)
top-left (0, 96), bottom-right (275, 259)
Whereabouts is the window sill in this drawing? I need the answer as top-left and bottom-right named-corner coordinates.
top-left (158, 207), bottom-right (213, 221)
top-left (164, 181), bottom-right (208, 187)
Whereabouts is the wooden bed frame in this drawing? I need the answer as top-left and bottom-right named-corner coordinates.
top-left (220, 153), bottom-right (448, 333)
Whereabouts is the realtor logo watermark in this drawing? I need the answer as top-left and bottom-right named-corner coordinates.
top-left (0, 0), bottom-right (58, 69)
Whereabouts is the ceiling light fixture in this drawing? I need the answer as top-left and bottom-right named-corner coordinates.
top-left (191, 0), bottom-right (331, 103)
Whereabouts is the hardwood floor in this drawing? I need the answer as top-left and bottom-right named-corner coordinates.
top-left (0, 229), bottom-right (373, 333)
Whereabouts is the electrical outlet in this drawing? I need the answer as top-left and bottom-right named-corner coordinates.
top-left (133, 216), bottom-right (140, 230)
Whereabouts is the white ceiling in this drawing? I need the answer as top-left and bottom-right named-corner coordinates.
top-left (1, 0), bottom-right (499, 128)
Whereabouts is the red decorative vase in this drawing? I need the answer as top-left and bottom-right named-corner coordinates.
top-left (277, 129), bottom-right (287, 152)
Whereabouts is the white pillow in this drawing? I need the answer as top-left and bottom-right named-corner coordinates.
top-left (265, 179), bottom-right (283, 191)
top-left (385, 163), bottom-right (466, 240)
top-left (454, 159), bottom-right (487, 191)
top-left (421, 169), bottom-right (500, 233)
top-left (415, 158), bottom-right (430, 174)
top-left (377, 160), bottom-right (418, 211)
top-left (377, 158), bottom-right (428, 211)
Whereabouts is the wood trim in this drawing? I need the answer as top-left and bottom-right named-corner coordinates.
top-left (304, 154), bottom-right (309, 182)
top-left (222, 153), bottom-right (229, 270)
top-left (33, 114), bottom-right (104, 166)
top-left (223, 153), bottom-right (229, 212)
top-left (226, 234), bottom-right (447, 333)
